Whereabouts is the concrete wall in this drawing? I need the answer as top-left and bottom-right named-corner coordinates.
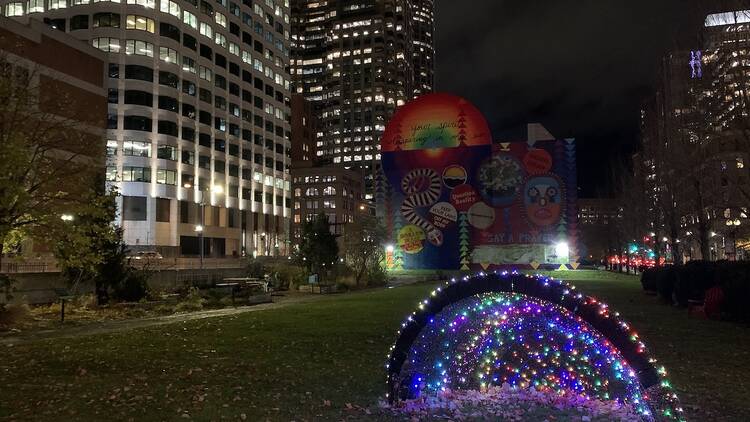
top-left (4, 268), bottom-right (248, 305)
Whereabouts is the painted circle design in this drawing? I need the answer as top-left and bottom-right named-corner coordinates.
top-left (401, 169), bottom-right (444, 246)
top-left (467, 201), bottom-right (495, 230)
top-left (478, 155), bottom-right (524, 207)
top-left (442, 165), bottom-right (468, 189)
top-left (398, 225), bottom-right (426, 254)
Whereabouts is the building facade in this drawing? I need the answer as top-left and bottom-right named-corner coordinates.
top-left (3, 0), bottom-right (294, 258)
top-left (638, 7), bottom-right (750, 262)
top-left (289, 0), bottom-right (434, 199)
top-left (291, 166), bottom-right (365, 240)
top-left (289, 93), bottom-right (316, 167)
top-left (0, 16), bottom-right (108, 263)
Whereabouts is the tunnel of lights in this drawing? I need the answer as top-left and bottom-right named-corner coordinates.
top-left (386, 273), bottom-right (684, 421)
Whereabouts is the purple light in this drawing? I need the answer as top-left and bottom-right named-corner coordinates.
top-left (690, 50), bottom-right (703, 79)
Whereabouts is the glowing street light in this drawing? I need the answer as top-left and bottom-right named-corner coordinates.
top-left (555, 241), bottom-right (570, 258)
top-left (60, 214), bottom-right (74, 222)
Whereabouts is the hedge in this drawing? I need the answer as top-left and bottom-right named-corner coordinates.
top-left (640, 261), bottom-right (750, 322)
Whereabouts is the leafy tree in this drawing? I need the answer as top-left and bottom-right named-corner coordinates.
top-left (343, 214), bottom-right (387, 286)
top-left (0, 56), bottom-right (104, 274)
top-left (53, 185), bottom-right (149, 304)
top-left (296, 213), bottom-right (339, 281)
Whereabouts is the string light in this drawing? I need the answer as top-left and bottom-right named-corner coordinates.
top-left (385, 272), bottom-right (684, 421)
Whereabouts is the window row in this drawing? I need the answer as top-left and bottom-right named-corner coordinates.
top-left (108, 62), bottom-right (289, 107)
top-left (107, 165), bottom-right (290, 191)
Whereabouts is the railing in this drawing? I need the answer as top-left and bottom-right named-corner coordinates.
top-left (0, 262), bottom-right (57, 274)
top-left (0, 257), bottom-right (246, 273)
top-left (128, 257), bottom-right (247, 271)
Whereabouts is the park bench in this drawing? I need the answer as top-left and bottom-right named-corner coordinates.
top-left (216, 278), bottom-right (270, 306)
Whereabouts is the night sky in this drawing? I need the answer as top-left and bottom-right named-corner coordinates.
top-left (434, 1), bottom-right (705, 197)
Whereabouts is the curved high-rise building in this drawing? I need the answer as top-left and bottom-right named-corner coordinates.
top-left (289, 0), bottom-right (435, 200)
top-left (2, 0), bottom-right (293, 259)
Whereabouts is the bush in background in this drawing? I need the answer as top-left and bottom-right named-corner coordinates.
top-left (0, 302), bottom-right (31, 329)
top-left (641, 261), bottom-right (750, 321)
top-left (174, 287), bottom-right (204, 313)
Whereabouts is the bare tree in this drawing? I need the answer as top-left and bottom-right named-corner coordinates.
top-left (342, 214), bottom-right (386, 286)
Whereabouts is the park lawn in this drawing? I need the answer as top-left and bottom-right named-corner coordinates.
top-left (1, 271), bottom-right (749, 421)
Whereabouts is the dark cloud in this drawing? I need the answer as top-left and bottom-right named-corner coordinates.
top-left (434, 0), bottom-right (703, 196)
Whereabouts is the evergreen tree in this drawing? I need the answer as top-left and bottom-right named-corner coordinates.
top-left (296, 213), bottom-right (339, 281)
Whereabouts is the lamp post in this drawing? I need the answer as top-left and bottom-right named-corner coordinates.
top-left (195, 224), bottom-right (204, 268)
top-left (185, 182), bottom-right (223, 269)
top-left (726, 218), bottom-right (742, 261)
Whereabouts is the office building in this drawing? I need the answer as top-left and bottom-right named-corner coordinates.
top-left (2, 0), bottom-right (294, 258)
top-left (291, 166), bottom-right (365, 240)
top-left (289, 0), bottom-right (435, 199)
top-left (638, 7), bottom-right (750, 262)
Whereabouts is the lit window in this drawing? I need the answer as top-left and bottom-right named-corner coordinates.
top-left (126, 15), bottom-right (154, 32)
top-left (199, 22), bottom-right (213, 38)
top-left (215, 32), bottom-right (226, 48)
top-left (27, 0), bottom-right (43, 13)
top-left (159, 0), bottom-right (179, 17)
top-left (183, 11), bottom-right (197, 29)
top-left (6, 2), bottom-right (24, 14)
top-left (241, 50), bottom-right (252, 64)
top-left (125, 0), bottom-right (154, 8)
top-left (156, 169), bottom-right (177, 185)
top-left (92, 37), bottom-right (121, 52)
top-left (229, 42), bottom-right (239, 56)
top-left (159, 46), bottom-right (179, 64)
top-left (125, 39), bottom-right (154, 57)
top-left (106, 166), bottom-right (118, 181)
top-left (48, 0), bottom-right (66, 9)
top-left (214, 11), bottom-right (226, 27)
top-left (198, 65), bottom-right (212, 81)
top-left (182, 56), bottom-right (196, 73)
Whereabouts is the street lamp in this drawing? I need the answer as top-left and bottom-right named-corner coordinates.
top-left (726, 219), bottom-right (742, 261)
top-left (185, 182), bottom-right (224, 269)
top-left (195, 225), bottom-right (204, 269)
top-left (60, 214), bottom-right (74, 222)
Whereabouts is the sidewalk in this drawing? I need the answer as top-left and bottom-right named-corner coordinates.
top-left (1, 293), bottom-right (331, 346)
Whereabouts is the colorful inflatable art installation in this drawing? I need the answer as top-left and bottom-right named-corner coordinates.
top-left (377, 93), bottom-right (578, 270)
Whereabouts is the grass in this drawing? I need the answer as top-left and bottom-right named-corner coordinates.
top-left (1, 271), bottom-right (748, 421)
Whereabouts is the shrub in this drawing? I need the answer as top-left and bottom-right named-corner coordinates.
top-left (173, 287), bottom-right (204, 313)
top-left (673, 261), bottom-right (717, 306)
top-left (654, 267), bottom-right (679, 305)
top-left (644, 261), bottom-right (750, 322)
top-left (717, 261), bottom-right (750, 322)
top-left (640, 268), bottom-right (659, 292)
top-left (113, 271), bottom-right (150, 302)
top-left (267, 263), bottom-right (307, 291)
top-left (366, 265), bottom-right (389, 287)
top-left (0, 303), bottom-right (31, 329)
top-left (73, 294), bottom-right (98, 310)
top-left (335, 282), bottom-right (350, 292)
top-left (245, 257), bottom-right (266, 279)
top-left (0, 274), bottom-right (15, 311)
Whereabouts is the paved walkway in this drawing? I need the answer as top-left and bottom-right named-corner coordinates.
top-left (0, 293), bottom-right (332, 346)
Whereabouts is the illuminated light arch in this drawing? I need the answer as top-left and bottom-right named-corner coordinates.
top-left (386, 273), bottom-right (684, 421)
